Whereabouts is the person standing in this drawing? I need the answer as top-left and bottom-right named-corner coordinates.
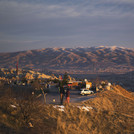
top-left (66, 88), bottom-right (70, 104)
top-left (60, 86), bottom-right (64, 105)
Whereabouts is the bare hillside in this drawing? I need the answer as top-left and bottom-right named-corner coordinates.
top-left (0, 84), bottom-right (133, 134)
top-left (0, 47), bottom-right (134, 74)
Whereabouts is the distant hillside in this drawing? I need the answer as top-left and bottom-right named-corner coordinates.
top-left (0, 46), bottom-right (134, 74)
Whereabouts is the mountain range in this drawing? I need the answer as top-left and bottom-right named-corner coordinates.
top-left (0, 46), bottom-right (134, 74)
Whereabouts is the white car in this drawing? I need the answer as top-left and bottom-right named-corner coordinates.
top-left (80, 89), bottom-right (94, 95)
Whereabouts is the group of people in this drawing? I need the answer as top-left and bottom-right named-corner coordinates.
top-left (59, 85), bottom-right (70, 105)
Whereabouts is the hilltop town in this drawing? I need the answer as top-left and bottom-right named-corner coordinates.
top-left (0, 67), bottom-right (113, 91)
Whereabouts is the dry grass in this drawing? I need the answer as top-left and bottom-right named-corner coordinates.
top-left (0, 84), bottom-right (134, 134)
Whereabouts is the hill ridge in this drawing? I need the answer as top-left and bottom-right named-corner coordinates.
top-left (0, 46), bottom-right (134, 74)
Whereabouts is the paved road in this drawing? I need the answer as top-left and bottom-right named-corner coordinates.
top-left (42, 85), bottom-right (96, 104)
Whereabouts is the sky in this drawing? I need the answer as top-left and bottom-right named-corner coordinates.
top-left (0, 0), bottom-right (134, 52)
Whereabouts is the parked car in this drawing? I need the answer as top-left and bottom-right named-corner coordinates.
top-left (80, 89), bottom-right (94, 95)
top-left (80, 88), bottom-right (86, 91)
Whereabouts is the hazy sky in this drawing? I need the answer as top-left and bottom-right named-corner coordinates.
top-left (0, 0), bottom-right (134, 52)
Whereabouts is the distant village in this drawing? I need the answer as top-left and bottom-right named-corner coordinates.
top-left (0, 67), bottom-right (113, 95)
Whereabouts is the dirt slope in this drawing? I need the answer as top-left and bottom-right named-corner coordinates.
top-left (0, 85), bottom-right (134, 134)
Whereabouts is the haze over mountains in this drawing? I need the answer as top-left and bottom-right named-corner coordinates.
top-left (0, 46), bottom-right (134, 74)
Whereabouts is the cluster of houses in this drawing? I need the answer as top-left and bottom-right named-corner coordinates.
top-left (67, 78), bottom-right (112, 94)
top-left (0, 68), bottom-right (112, 95)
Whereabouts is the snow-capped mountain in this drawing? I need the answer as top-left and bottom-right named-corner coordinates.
top-left (0, 46), bottom-right (134, 74)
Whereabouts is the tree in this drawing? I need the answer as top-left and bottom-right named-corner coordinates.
top-left (31, 78), bottom-right (41, 90)
top-left (62, 72), bottom-right (69, 85)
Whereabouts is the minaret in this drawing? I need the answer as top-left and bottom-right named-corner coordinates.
top-left (16, 58), bottom-right (19, 84)
top-left (16, 59), bottom-right (18, 76)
